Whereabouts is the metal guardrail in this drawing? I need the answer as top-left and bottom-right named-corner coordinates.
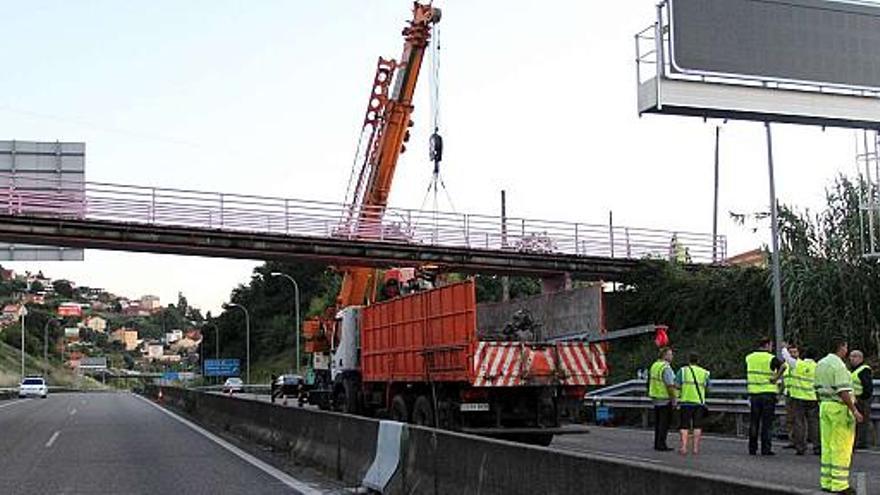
top-left (191, 384), bottom-right (270, 395)
top-left (587, 379), bottom-right (880, 417)
top-left (0, 172), bottom-right (726, 264)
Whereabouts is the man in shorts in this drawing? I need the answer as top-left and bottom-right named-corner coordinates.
top-left (677, 352), bottom-right (710, 455)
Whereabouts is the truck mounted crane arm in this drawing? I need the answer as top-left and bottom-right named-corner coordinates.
top-left (336, 2), bottom-right (441, 307)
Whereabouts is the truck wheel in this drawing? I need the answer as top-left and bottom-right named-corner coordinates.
top-left (390, 394), bottom-right (409, 423)
top-left (412, 395), bottom-right (435, 427)
top-left (337, 378), bottom-right (359, 414)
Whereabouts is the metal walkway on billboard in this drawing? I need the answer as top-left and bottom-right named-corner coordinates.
top-left (0, 173), bottom-right (724, 279)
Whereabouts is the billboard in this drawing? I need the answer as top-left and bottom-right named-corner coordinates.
top-left (204, 358), bottom-right (241, 377)
top-left (58, 303), bottom-right (83, 317)
top-left (669, 0), bottom-right (880, 90)
top-left (636, 0), bottom-right (880, 128)
top-left (0, 140), bottom-right (85, 261)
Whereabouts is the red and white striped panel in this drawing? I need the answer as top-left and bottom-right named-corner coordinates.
top-left (556, 342), bottom-right (607, 386)
top-left (472, 342), bottom-right (607, 387)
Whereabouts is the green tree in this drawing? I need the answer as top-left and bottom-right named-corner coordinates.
top-left (52, 280), bottom-right (74, 299)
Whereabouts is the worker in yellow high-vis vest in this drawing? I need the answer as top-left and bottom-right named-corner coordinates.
top-left (676, 352), bottom-right (710, 455)
top-left (781, 343), bottom-right (798, 450)
top-left (782, 343), bottom-right (820, 455)
top-left (745, 337), bottom-right (784, 456)
top-left (815, 336), bottom-right (865, 493)
top-left (849, 349), bottom-right (874, 450)
top-left (647, 347), bottom-right (677, 452)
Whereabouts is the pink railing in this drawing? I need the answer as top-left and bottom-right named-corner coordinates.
top-left (0, 173), bottom-right (726, 263)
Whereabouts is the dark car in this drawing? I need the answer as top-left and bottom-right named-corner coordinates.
top-left (272, 374), bottom-right (308, 405)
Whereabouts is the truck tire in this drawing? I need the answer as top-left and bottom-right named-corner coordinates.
top-left (337, 377), bottom-right (359, 414)
top-left (412, 395), bottom-right (435, 427)
top-left (390, 394), bottom-right (409, 423)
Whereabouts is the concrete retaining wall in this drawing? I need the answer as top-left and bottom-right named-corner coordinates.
top-left (143, 386), bottom-right (818, 495)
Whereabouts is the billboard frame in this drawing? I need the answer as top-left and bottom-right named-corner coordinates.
top-left (666, 0), bottom-right (880, 95)
top-left (635, 1), bottom-right (880, 129)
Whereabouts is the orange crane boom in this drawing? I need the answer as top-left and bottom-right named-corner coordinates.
top-left (337, 2), bottom-right (441, 307)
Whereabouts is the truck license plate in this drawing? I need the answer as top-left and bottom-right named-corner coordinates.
top-left (459, 403), bottom-right (490, 412)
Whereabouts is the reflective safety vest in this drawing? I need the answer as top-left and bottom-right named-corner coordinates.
top-left (648, 360), bottom-right (672, 400)
top-left (852, 364), bottom-right (871, 397)
top-left (783, 364), bottom-right (794, 397)
top-left (789, 359), bottom-right (817, 402)
top-left (746, 351), bottom-right (777, 395)
top-left (815, 354), bottom-right (852, 403)
top-left (679, 365), bottom-right (709, 405)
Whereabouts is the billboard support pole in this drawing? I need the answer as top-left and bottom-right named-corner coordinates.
top-left (713, 125), bottom-right (721, 263)
top-left (765, 122), bottom-right (785, 354)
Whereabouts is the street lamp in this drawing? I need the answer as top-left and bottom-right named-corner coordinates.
top-left (270, 272), bottom-right (301, 374)
top-left (225, 303), bottom-right (250, 385)
top-left (203, 320), bottom-right (220, 360)
top-left (19, 305), bottom-right (27, 380)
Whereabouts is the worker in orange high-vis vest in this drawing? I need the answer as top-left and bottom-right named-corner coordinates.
top-left (815, 336), bottom-right (864, 493)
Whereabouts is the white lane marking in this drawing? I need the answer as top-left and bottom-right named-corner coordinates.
top-left (0, 400), bottom-right (26, 410)
top-left (69, 408), bottom-right (77, 416)
top-left (45, 431), bottom-right (60, 448)
top-left (134, 394), bottom-right (323, 495)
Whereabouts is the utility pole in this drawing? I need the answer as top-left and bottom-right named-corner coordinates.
top-left (501, 190), bottom-right (510, 302)
top-left (765, 122), bottom-right (785, 355)
top-left (713, 125), bottom-right (721, 263)
top-left (227, 303), bottom-right (250, 384)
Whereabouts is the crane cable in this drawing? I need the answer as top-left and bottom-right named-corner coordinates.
top-left (420, 24), bottom-right (457, 216)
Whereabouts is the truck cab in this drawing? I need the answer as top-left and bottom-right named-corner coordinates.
top-left (332, 306), bottom-right (361, 381)
top-left (310, 306), bottom-right (363, 412)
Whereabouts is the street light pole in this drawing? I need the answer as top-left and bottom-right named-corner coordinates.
top-left (227, 303), bottom-right (250, 385)
top-left (20, 307), bottom-right (26, 380)
top-left (270, 272), bottom-right (301, 374)
top-left (765, 122), bottom-right (785, 355)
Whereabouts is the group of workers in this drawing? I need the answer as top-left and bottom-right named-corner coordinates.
top-left (647, 335), bottom-right (874, 494)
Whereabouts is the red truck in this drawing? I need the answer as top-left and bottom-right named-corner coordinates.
top-left (311, 280), bottom-right (608, 445)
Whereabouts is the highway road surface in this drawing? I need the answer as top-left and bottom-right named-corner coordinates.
top-left (0, 393), bottom-right (341, 495)
top-left (553, 426), bottom-right (879, 492)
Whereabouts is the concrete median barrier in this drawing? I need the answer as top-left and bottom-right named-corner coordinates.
top-left (142, 386), bottom-right (817, 495)
top-left (397, 425), bottom-right (818, 495)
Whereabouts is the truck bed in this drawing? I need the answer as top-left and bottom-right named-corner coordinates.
top-left (360, 280), bottom-right (607, 386)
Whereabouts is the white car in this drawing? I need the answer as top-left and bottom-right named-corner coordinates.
top-left (18, 377), bottom-right (48, 399)
top-left (223, 377), bottom-right (244, 394)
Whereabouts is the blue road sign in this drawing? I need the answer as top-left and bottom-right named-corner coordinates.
top-left (204, 358), bottom-right (241, 377)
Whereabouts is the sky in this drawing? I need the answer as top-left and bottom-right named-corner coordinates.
top-left (0, 0), bottom-right (870, 314)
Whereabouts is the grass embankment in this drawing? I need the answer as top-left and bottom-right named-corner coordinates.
top-left (0, 341), bottom-right (105, 390)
